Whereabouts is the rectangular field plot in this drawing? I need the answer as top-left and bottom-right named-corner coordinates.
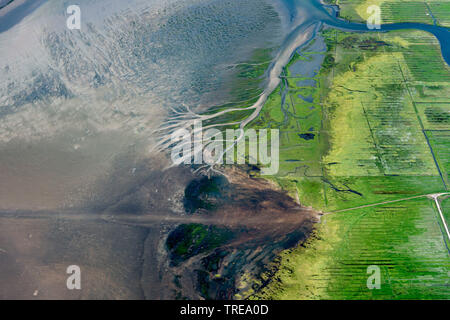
top-left (323, 51), bottom-right (437, 176)
top-left (382, 2), bottom-right (434, 25)
top-left (322, 175), bottom-right (445, 211)
top-left (338, 0), bottom-right (450, 25)
top-left (259, 198), bottom-right (450, 299)
top-left (278, 132), bottom-right (323, 177)
top-left (403, 45), bottom-right (450, 83)
top-left (390, 30), bottom-right (450, 84)
top-left (364, 98), bottom-right (437, 176)
top-left (412, 85), bottom-right (450, 104)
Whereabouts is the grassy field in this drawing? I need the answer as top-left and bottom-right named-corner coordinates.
top-left (338, 0), bottom-right (450, 27)
top-left (442, 196), bottom-right (450, 226)
top-left (191, 4), bottom-right (450, 300)
top-left (166, 224), bottom-right (234, 266)
top-left (246, 27), bottom-right (450, 299)
top-left (252, 198), bottom-right (449, 299)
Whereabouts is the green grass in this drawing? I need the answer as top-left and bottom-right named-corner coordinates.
top-left (250, 30), bottom-right (447, 183)
top-left (247, 28), bottom-right (450, 299)
top-left (249, 31), bottom-right (333, 178)
top-left (441, 196), bottom-right (450, 226)
top-left (426, 130), bottom-right (450, 189)
top-left (323, 175), bottom-right (445, 211)
top-left (338, 0), bottom-right (450, 26)
top-left (252, 198), bottom-right (450, 299)
top-left (186, 14), bottom-right (450, 300)
top-left (166, 224), bottom-right (234, 266)
top-left (428, 2), bottom-right (450, 26)
top-left (249, 29), bottom-right (448, 201)
top-left (417, 104), bottom-right (450, 130)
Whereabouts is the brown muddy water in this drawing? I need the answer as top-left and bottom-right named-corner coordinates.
top-left (0, 161), bottom-right (318, 299)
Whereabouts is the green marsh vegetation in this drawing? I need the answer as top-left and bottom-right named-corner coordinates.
top-left (338, 0), bottom-right (450, 27)
top-left (442, 196), bottom-right (450, 225)
top-left (246, 28), bottom-right (450, 299)
top-left (169, 12), bottom-right (450, 299)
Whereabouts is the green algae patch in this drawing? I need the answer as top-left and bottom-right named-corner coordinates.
top-left (167, 224), bottom-right (234, 266)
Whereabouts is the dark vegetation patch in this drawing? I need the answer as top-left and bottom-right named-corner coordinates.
top-left (298, 133), bottom-right (315, 140)
top-left (166, 224), bottom-right (234, 266)
top-left (425, 106), bottom-right (450, 124)
top-left (322, 54), bottom-right (336, 69)
top-left (184, 176), bottom-right (230, 213)
top-left (281, 230), bottom-right (308, 249)
top-left (358, 39), bottom-right (390, 50)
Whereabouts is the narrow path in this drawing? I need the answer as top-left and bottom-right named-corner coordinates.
top-left (430, 193), bottom-right (450, 241)
top-left (322, 192), bottom-right (450, 241)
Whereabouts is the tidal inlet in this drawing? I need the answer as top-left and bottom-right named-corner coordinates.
top-left (0, 0), bottom-right (449, 301)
